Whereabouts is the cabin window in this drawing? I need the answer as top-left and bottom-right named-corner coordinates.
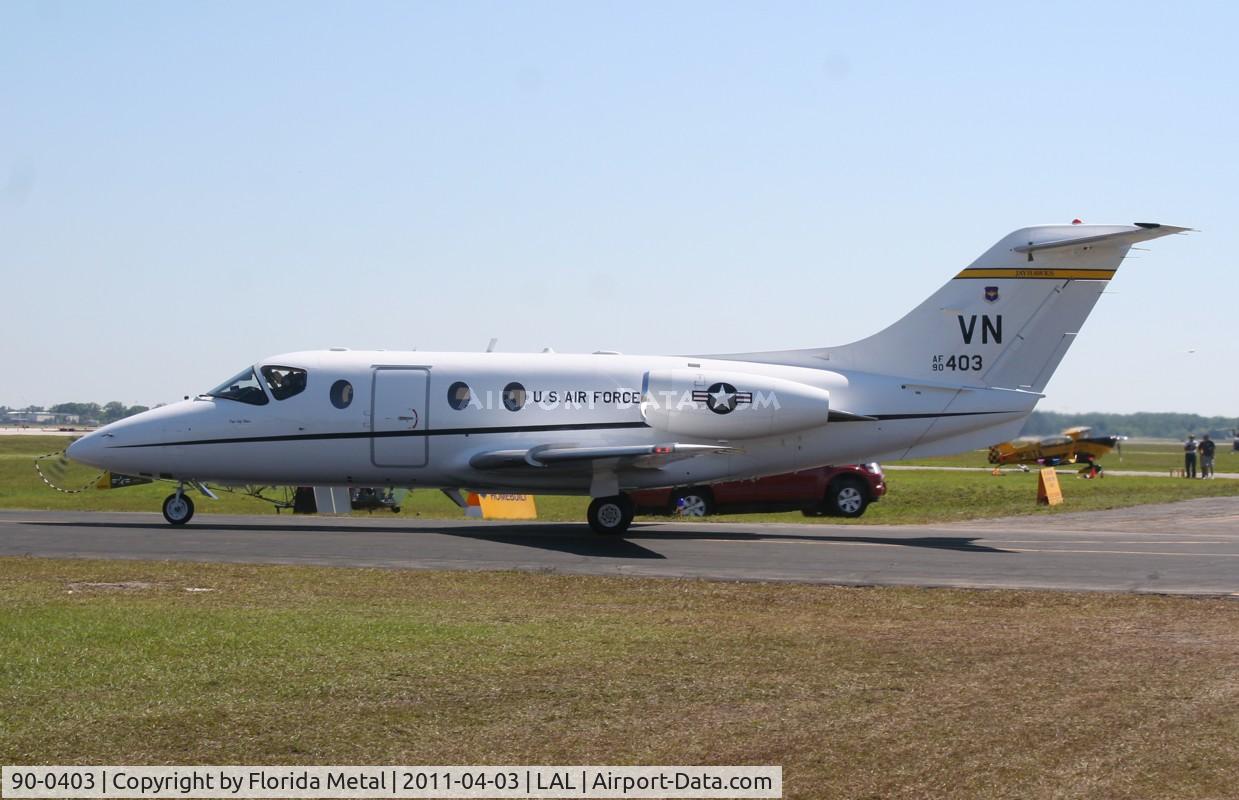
top-left (205, 368), bottom-right (269, 406)
top-left (503, 381), bottom-right (526, 412)
top-left (330, 380), bottom-right (353, 409)
top-left (261, 365), bottom-right (308, 400)
top-left (447, 381), bottom-right (471, 411)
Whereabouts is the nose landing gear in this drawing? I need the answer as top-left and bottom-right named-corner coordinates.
top-left (162, 487), bottom-right (195, 525)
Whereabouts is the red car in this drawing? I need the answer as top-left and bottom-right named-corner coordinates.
top-left (631, 463), bottom-right (886, 519)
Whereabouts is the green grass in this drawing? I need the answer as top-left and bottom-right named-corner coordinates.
top-left (1, 435), bottom-right (276, 515)
top-left (892, 440), bottom-right (1237, 474)
top-left (1, 558), bottom-right (1236, 799)
top-left (4, 436), bottom-right (1239, 525)
top-left (765, 469), bottom-right (1239, 524)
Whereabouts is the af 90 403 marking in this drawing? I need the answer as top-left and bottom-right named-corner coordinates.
top-left (931, 354), bottom-right (983, 372)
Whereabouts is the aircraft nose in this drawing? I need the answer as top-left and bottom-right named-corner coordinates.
top-left (66, 430), bottom-right (110, 469)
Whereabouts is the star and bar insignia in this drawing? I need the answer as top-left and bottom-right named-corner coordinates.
top-left (692, 382), bottom-right (753, 415)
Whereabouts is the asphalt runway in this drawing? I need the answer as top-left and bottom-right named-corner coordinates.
top-left (2, 498), bottom-right (1238, 595)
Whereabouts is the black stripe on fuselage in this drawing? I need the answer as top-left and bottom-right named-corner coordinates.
top-left (107, 410), bottom-right (1022, 449)
top-left (111, 421), bottom-right (651, 448)
top-left (867, 411), bottom-right (1017, 421)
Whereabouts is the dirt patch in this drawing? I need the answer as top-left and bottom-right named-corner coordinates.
top-left (66, 581), bottom-right (159, 593)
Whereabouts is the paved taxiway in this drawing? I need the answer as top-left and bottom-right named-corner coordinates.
top-left (2, 498), bottom-right (1238, 595)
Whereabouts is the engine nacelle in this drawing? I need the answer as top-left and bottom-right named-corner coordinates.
top-left (641, 369), bottom-right (830, 440)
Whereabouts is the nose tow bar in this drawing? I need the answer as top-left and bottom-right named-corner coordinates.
top-left (34, 449), bottom-right (104, 494)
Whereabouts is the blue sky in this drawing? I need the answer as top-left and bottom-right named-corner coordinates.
top-left (2, 1), bottom-right (1236, 416)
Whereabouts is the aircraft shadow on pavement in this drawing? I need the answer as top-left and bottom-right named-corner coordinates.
top-left (389, 526), bottom-right (1009, 557)
top-left (26, 519), bottom-right (667, 560)
top-left (28, 519), bottom-right (1010, 555)
top-left (432, 524), bottom-right (666, 559)
top-left (29, 517), bottom-right (1011, 554)
top-left (626, 526), bottom-right (1012, 553)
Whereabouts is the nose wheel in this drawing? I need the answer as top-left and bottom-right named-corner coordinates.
top-left (162, 492), bottom-right (195, 525)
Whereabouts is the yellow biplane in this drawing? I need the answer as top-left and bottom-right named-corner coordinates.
top-left (988, 426), bottom-right (1123, 473)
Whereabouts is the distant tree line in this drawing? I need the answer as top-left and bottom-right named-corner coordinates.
top-left (1022, 410), bottom-right (1238, 439)
top-left (0, 402), bottom-right (151, 424)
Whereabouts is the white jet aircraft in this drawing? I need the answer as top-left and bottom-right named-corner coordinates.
top-left (68, 222), bottom-right (1187, 533)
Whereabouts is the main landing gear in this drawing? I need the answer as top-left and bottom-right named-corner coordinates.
top-left (162, 487), bottom-right (195, 525)
top-left (587, 494), bottom-right (634, 535)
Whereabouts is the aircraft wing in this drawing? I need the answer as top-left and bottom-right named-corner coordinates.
top-left (469, 442), bottom-right (734, 470)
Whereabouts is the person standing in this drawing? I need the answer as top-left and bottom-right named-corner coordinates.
top-left (1183, 435), bottom-right (1198, 479)
top-left (1199, 434), bottom-right (1216, 478)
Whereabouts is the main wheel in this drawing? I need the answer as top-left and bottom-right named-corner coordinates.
top-left (826, 477), bottom-right (869, 518)
top-left (671, 489), bottom-right (713, 517)
top-left (587, 495), bottom-right (634, 535)
top-left (162, 493), bottom-right (195, 525)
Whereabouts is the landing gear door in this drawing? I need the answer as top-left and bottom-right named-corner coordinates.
top-left (371, 367), bottom-right (429, 468)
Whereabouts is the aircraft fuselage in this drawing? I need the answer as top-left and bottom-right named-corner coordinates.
top-left (68, 349), bottom-right (1034, 492)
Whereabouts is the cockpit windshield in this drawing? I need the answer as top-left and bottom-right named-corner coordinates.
top-left (261, 365), bottom-right (308, 400)
top-left (204, 368), bottom-right (269, 406)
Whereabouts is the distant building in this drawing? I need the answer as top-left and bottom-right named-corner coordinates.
top-left (3, 410), bottom-right (81, 425)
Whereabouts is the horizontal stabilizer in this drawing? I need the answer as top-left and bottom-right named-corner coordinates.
top-left (1013, 224), bottom-right (1191, 256)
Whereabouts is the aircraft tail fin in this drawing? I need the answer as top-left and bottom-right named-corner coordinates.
top-left (717, 223), bottom-right (1188, 393)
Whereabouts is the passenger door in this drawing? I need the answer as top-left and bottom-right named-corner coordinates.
top-left (371, 367), bottom-right (429, 467)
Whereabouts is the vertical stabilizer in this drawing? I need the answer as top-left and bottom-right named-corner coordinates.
top-left (714, 223), bottom-right (1188, 393)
